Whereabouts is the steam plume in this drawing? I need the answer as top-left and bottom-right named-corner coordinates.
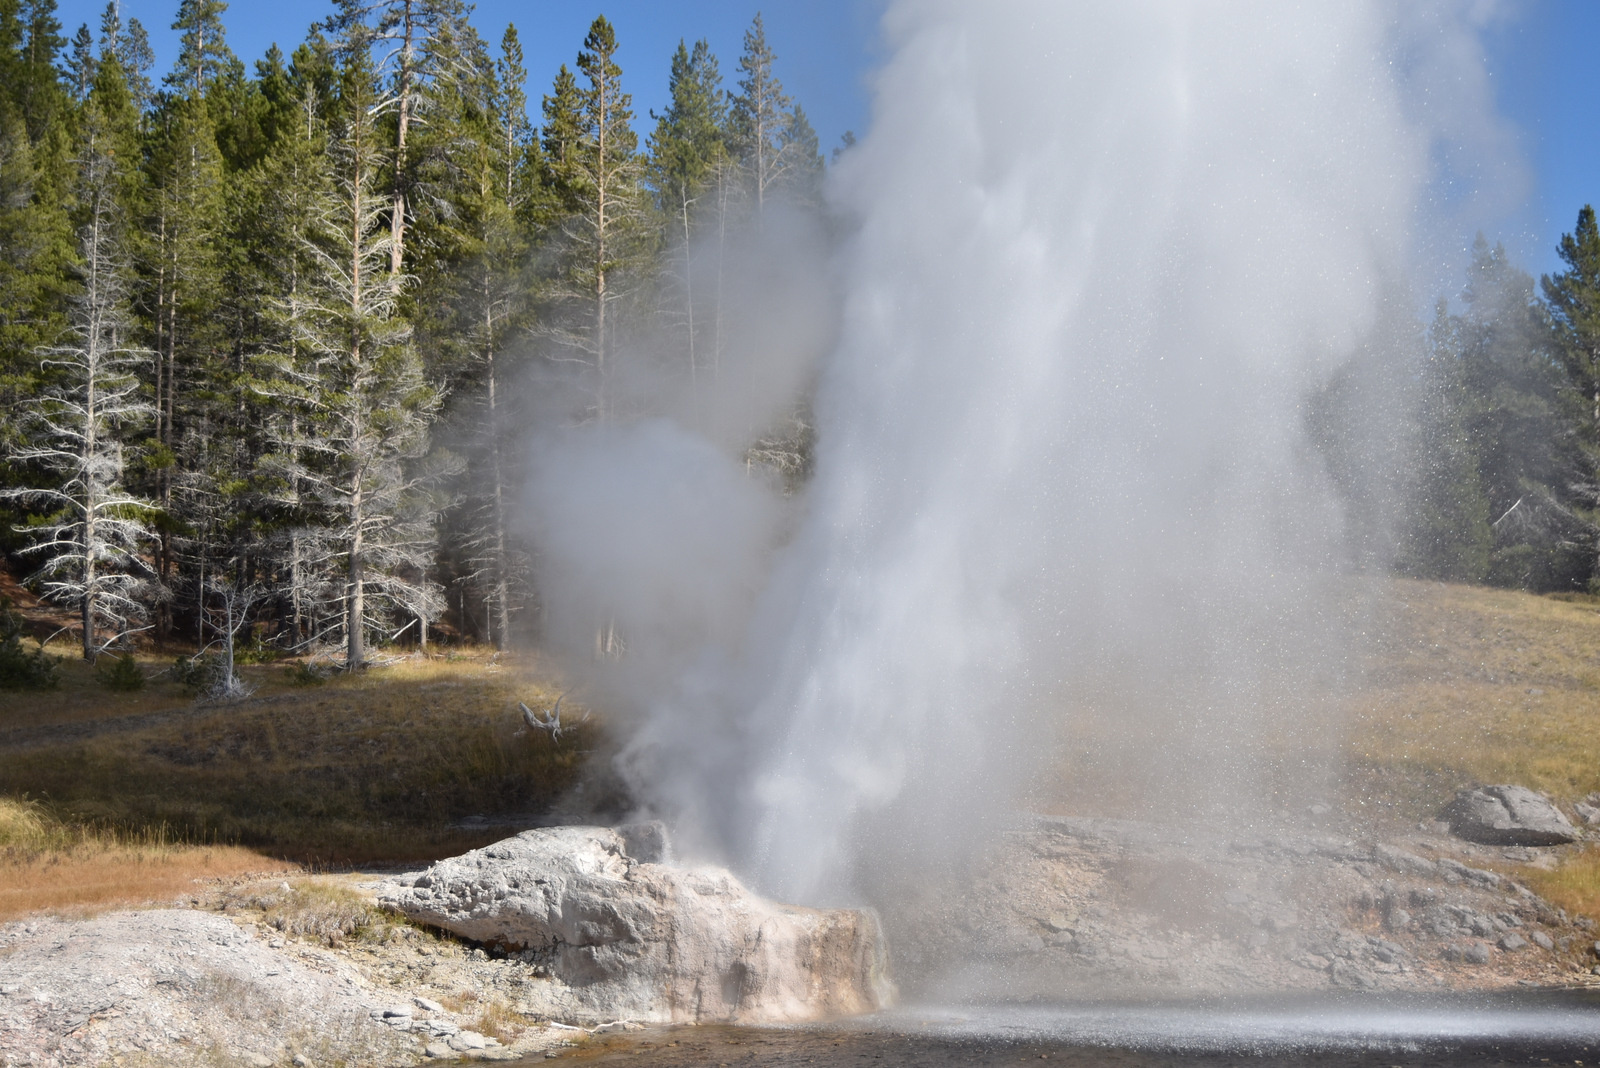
top-left (524, 1), bottom-right (1511, 907)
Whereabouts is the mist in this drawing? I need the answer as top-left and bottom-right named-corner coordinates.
top-left (521, 1), bottom-right (1510, 911)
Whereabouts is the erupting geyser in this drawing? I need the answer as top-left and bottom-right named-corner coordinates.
top-left (525, 0), bottom-right (1511, 922)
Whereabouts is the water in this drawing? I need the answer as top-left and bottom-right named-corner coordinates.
top-left (543, 993), bottom-right (1600, 1067)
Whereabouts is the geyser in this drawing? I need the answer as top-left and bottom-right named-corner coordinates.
top-left (525, 1), bottom-right (1507, 913)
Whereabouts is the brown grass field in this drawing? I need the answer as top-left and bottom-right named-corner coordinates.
top-left (2, 577), bottom-right (1599, 921)
top-left (0, 644), bottom-right (591, 918)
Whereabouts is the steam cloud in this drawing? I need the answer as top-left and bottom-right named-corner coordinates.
top-left (523, 2), bottom-right (1511, 907)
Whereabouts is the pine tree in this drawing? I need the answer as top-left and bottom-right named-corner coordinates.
top-left (324, 0), bottom-right (469, 278)
top-left (541, 16), bottom-right (644, 424)
top-left (99, 3), bottom-right (154, 113)
top-left (430, 22), bottom-right (536, 648)
top-left (1541, 206), bottom-right (1600, 587)
top-left (0, 0), bottom-right (74, 459)
top-left (648, 38), bottom-right (726, 400)
top-left (540, 63), bottom-right (582, 208)
top-left (1398, 298), bottom-right (1493, 582)
top-left (290, 42), bottom-right (446, 667)
top-left (67, 22), bottom-right (94, 101)
top-left (142, 87), bottom-right (226, 636)
top-left (166, 0), bottom-right (233, 97)
top-left (2, 87), bottom-right (155, 661)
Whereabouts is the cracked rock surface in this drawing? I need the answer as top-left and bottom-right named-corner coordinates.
top-left (886, 815), bottom-right (1598, 1000)
top-left (377, 824), bottom-right (894, 1025)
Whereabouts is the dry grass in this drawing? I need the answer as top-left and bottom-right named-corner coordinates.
top-left (1516, 845), bottom-right (1600, 921)
top-left (1343, 578), bottom-right (1600, 822)
top-left (0, 649), bottom-right (593, 866)
top-left (218, 875), bottom-right (389, 946)
top-left (0, 797), bottom-right (288, 922)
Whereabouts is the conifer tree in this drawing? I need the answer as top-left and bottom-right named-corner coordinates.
top-left (1542, 206), bottom-right (1600, 586)
top-left (648, 38), bottom-right (726, 399)
top-left (2, 84), bottom-right (155, 661)
top-left (99, 3), bottom-right (154, 112)
top-left (291, 41), bottom-right (446, 667)
top-left (166, 0), bottom-right (234, 96)
top-left (542, 16), bottom-right (644, 424)
top-left (324, 0), bottom-right (469, 279)
top-left (143, 87), bottom-right (226, 635)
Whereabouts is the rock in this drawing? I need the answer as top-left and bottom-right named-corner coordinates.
top-left (1464, 941), bottom-right (1492, 965)
top-left (1574, 802), bottom-right (1600, 826)
top-left (380, 824), bottom-right (894, 1025)
top-left (450, 1030), bottom-right (488, 1051)
top-left (1531, 931), bottom-right (1555, 950)
top-left (237, 1052), bottom-right (273, 1068)
top-left (292, 1055), bottom-right (313, 1068)
top-left (424, 1041), bottom-right (454, 1059)
top-left (1329, 959), bottom-right (1376, 988)
top-left (414, 996), bottom-right (445, 1013)
top-left (1499, 933), bottom-right (1527, 951)
top-left (1443, 785), bottom-right (1579, 847)
top-left (382, 1004), bottom-right (413, 1018)
top-left (1385, 908), bottom-right (1412, 932)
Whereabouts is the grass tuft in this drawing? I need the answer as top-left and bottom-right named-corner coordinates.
top-left (220, 876), bottom-right (388, 946)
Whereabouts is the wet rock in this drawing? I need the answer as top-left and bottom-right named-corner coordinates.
top-left (379, 824), bottom-right (893, 1024)
top-left (1329, 959), bottom-right (1376, 988)
top-left (1444, 786), bottom-right (1579, 847)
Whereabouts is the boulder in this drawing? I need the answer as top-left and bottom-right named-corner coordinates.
top-left (379, 823), bottom-right (893, 1025)
top-left (1443, 785), bottom-right (1579, 847)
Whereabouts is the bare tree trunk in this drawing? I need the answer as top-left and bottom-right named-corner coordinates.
top-left (389, 0), bottom-right (416, 276)
top-left (485, 287), bottom-right (512, 649)
top-left (347, 480), bottom-right (365, 668)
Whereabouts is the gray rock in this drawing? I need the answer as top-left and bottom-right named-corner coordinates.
top-left (1574, 802), bottom-right (1600, 826)
top-left (414, 996), bottom-right (445, 1013)
top-left (1499, 933), bottom-right (1527, 951)
top-left (380, 824), bottom-right (893, 1025)
top-left (424, 1041), bottom-right (454, 1059)
top-left (1464, 941), bottom-right (1492, 965)
top-left (1329, 959), bottom-right (1376, 988)
top-left (1444, 785), bottom-right (1580, 846)
top-left (450, 1030), bottom-right (488, 1051)
top-left (381, 1004), bottom-right (413, 1018)
top-left (1530, 931), bottom-right (1555, 950)
top-left (1385, 908), bottom-right (1412, 932)
top-left (1374, 844), bottom-right (1436, 876)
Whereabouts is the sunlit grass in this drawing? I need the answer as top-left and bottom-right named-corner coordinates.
top-left (1515, 845), bottom-right (1600, 922)
top-left (1345, 579), bottom-right (1600, 819)
top-left (0, 796), bottom-right (287, 922)
top-left (0, 650), bottom-right (592, 867)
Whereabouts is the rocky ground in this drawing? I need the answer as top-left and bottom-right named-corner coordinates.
top-left (0, 876), bottom-right (627, 1068)
top-left (5, 806), bottom-right (1600, 1067)
top-left (890, 813), bottom-right (1600, 1001)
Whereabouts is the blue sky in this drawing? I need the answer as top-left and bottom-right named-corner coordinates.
top-left (54, 0), bottom-right (1597, 285)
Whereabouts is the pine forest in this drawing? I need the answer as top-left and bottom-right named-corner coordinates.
top-left (3, 0), bottom-right (1600, 676)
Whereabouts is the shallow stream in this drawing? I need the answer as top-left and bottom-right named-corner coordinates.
top-left (541, 992), bottom-right (1600, 1067)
